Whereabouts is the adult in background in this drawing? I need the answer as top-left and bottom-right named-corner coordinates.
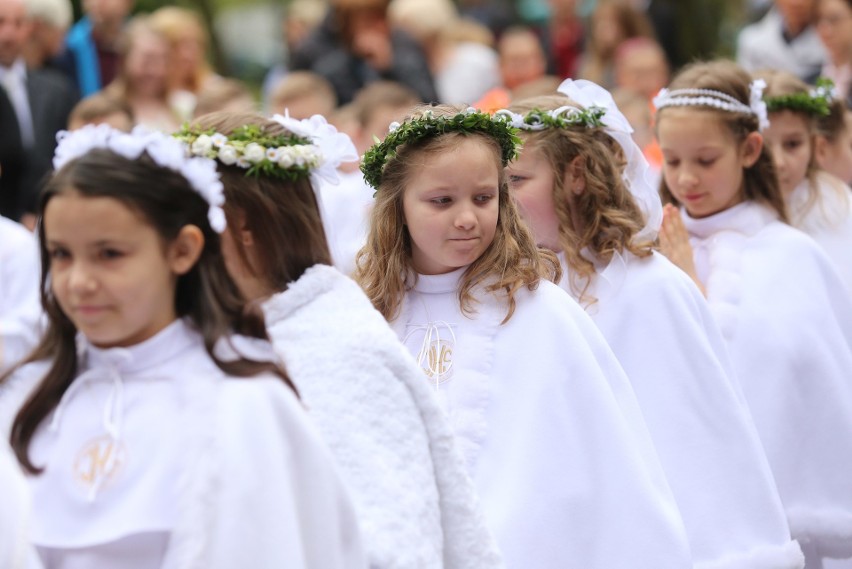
top-left (737, 0), bottom-right (827, 82)
top-left (815, 0), bottom-right (852, 105)
top-left (0, 0), bottom-right (75, 222)
top-left (57, 0), bottom-right (133, 97)
top-left (290, 0), bottom-right (436, 105)
top-left (21, 0), bottom-right (71, 71)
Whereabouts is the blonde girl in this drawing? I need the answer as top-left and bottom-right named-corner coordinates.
top-left (179, 111), bottom-right (501, 568)
top-left (0, 125), bottom-right (364, 568)
top-left (758, 70), bottom-right (852, 293)
top-left (655, 59), bottom-right (852, 569)
top-left (356, 104), bottom-right (694, 569)
top-left (506, 80), bottom-right (803, 569)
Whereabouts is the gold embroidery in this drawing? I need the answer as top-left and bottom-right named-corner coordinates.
top-left (73, 435), bottom-right (126, 492)
top-left (423, 340), bottom-right (454, 382)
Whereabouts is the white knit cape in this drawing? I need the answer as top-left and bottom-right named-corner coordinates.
top-left (262, 264), bottom-right (502, 569)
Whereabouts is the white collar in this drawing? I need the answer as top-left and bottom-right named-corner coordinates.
top-left (413, 267), bottom-right (468, 295)
top-left (681, 201), bottom-right (779, 240)
top-left (0, 59), bottom-right (27, 83)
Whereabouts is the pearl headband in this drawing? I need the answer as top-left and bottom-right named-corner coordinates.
top-left (653, 79), bottom-right (770, 131)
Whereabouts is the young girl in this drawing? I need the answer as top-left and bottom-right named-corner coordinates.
top-left (505, 80), bottom-right (803, 568)
top-left (813, 95), bottom-right (852, 185)
top-left (655, 59), bottom-right (852, 569)
top-left (758, 70), bottom-right (852, 293)
top-left (356, 104), bottom-right (694, 569)
top-left (179, 111), bottom-right (501, 568)
top-left (0, 125), bottom-right (365, 568)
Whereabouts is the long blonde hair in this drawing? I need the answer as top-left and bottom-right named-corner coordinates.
top-left (354, 104), bottom-right (560, 323)
top-left (510, 94), bottom-right (653, 305)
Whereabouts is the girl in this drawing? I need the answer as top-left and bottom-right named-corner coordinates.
top-left (758, 70), bottom-right (852, 292)
top-left (505, 80), bottom-right (803, 568)
top-left (0, 125), bottom-right (365, 568)
top-left (356, 105), bottom-right (694, 569)
top-left (814, 97), bottom-right (852, 185)
top-left (179, 111), bottom-right (501, 568)
top-left (655, 59), bottom-right (852, 569)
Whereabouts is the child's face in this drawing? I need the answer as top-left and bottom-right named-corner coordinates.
top-left (816, 115), bottom-right (852, 184)
top-left (43, 191), bottom-right (182, 349)
top-left (658, 108), bottom-right (761, 218)
top-left (507, 143), bottom-right (562, 251)
top-left (764, 110), bottom-right (813, 196)
top-left (402, 138), bottom-right (500, 275)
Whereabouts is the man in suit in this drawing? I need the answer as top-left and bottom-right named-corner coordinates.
top-left (0, 0), bottom-right (76, 222)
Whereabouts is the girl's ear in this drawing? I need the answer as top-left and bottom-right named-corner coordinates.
top-left (741, 131), bottom-right (764, 168)
top-left (168, 225), bottom-right (205, 275)
top-left (564, 155), bottom-right (586, 196)
top-left (813, 135), bottom-right (830, 167)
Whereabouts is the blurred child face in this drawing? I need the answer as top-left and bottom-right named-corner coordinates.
top-left (402, 138), bottom-right (500, 275)
top-left (776, 0), bottom-right (817, 34)
top-left (816, 0), bottom-right (852, 61)
top-left (815, 113), bottom-right (852, 184)
top-left (499, 33), bottom-right (546, 90)
top-left (658, 108), bottom-right (762, 218)
top-left (507, 142), bottom-right (562, 251)
top-left (125, 31), bottom-right (169, 98)
top-left (764, 110), bottom-right (813, 195)
top-left (43, 190), bottom-right (186, 348)
top-left (615, 46), bottom-right (669, 99)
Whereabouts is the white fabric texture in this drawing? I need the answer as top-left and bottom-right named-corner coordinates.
top-left (262, 264), bottom-right (502, 569)
top-left (737, 8), bottom-right (827, 80)
top-left (392, 268), bottom-right (694, 569)
top-left (0, 217), bottom-right (42, 375)
top-left (682, 202), bottom-right (852, 564)
top-left (2, 319), bottom-right (365, 569)
top-left (317, 171), bottom-right (374, 276)
top-left (559, 250), bottom-right (804, 569)
top-left (0, 442), bottom-right (43, 569)
top-left (436, 42), bottom-right (501, 105)
top-left (786, 175), bottom-right (852, 296)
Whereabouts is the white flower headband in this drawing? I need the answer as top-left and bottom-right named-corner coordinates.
top-left (653, 79), bottom-right (770, 131)
top-left (54, 124), bottom-right (227, 232)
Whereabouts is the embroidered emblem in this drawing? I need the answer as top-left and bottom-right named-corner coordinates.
top-left (422, 339), bottom-right (455, 383)
top-left (73, 435), bottom-right (127, 496)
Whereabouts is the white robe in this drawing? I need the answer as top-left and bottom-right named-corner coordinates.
top-left (0, 442), bottom-right (42, 569)
top-left (683, 202), bottom-right (852, 565)
top-left (787, 175), bottom-right (852, 296)
top-left (0, 319), bottom-right (365, 569)
top-left (392, 267), bottom-right (694, 569)
top-left (317, 171), bottom-right (374, 276)
top-left (560, 250), bottom-right (804, 568)
top-left (262, 264), bottom-right (502, 569)
top-left (0, 217), bottom-right (42, 374)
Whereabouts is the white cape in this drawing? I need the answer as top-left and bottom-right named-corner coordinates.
top-left (684, 202), bottom-right (852, 563)
top-left (0, 217), bottom-right (42, 374)
top-left (316, 171), bottom-right (374, 276)
top-left (787, 175), bottom-right (852, 296)
top-left (262, 264), bottom-right (502, 569)
top-left (0, 320), bottom-right (365, 569)
top-left (560, 250), bottom-right (803, 569)
top-left (392, 268), bottom-right (694, 569)
top-left (0, 442), bottom-right (42, 569)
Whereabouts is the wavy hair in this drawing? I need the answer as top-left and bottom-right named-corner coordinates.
top-left (354, 104), bottom-right (560, 323)
top-left (7, 149), bottom-right (295, 474)
top-left (656, 60), bottom-right (788, 223)
top-left (510, 94), bottom-right (653, 305)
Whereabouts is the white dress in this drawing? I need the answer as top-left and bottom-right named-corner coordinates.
top-left (392, 267), bottom-right (694, 569)
top-left (262, 264), bottom-right (502, 569)
top-left (0, 216), bottom-right (42, 374)
top-left (787, 174), bottom-right (852, 295)
top-left (0, 442), bottom-right (42, 569)
top-left (560, 250), bottom-right (803, 568)
top-left (1, 319), bottom-right (365, 569)
top-left (317, 171), bottom-right (374, 276)
top-left (683, 202), bottom-right (852, 566)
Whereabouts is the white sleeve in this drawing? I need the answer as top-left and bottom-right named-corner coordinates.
top-left (0, 442), bottom-right (44, 569)
top-left (0, 220), bottom-right (42, 373)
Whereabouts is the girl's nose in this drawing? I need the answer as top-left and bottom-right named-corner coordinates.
top-left (454, 206), bottom-right (477, 230)
top-left (67, 262), bottom-right (96, 293)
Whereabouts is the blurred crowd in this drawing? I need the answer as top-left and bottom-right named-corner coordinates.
top-left (0, 0), bottom-right (850, 227)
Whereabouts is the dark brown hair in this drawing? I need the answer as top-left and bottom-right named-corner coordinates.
top-left (190, 111), bottom-right (332, 293)
top-left (656, 60), bottom-right (788, 223)
top-left (8, 148), bottom-right (295, 474)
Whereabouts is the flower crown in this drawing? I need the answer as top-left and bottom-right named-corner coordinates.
top-left (361, 107), bottom-right (522, 191)
top-left (653, 79), bottom-right (770, 131)
top-left (764, 78), bottom-right (836, 117)
top-left (54, 124), bottom-right (226, 232)
top-left (494, 106), bottom-right (607, 131)
top-left (175, 113), bottom-right (358, 186)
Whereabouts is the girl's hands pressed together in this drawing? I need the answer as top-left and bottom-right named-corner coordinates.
top-left (659, 204), bottom-right (705, 296)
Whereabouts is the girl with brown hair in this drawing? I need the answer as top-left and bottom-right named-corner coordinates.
top-left (180, 111), bottom-right (502, 568)
top-left (655, 59), bottom-right (852, 569)
top-left (506, 80), bottom-right (802, 569)
top-left (356, 104), bottom-right (694, 569)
